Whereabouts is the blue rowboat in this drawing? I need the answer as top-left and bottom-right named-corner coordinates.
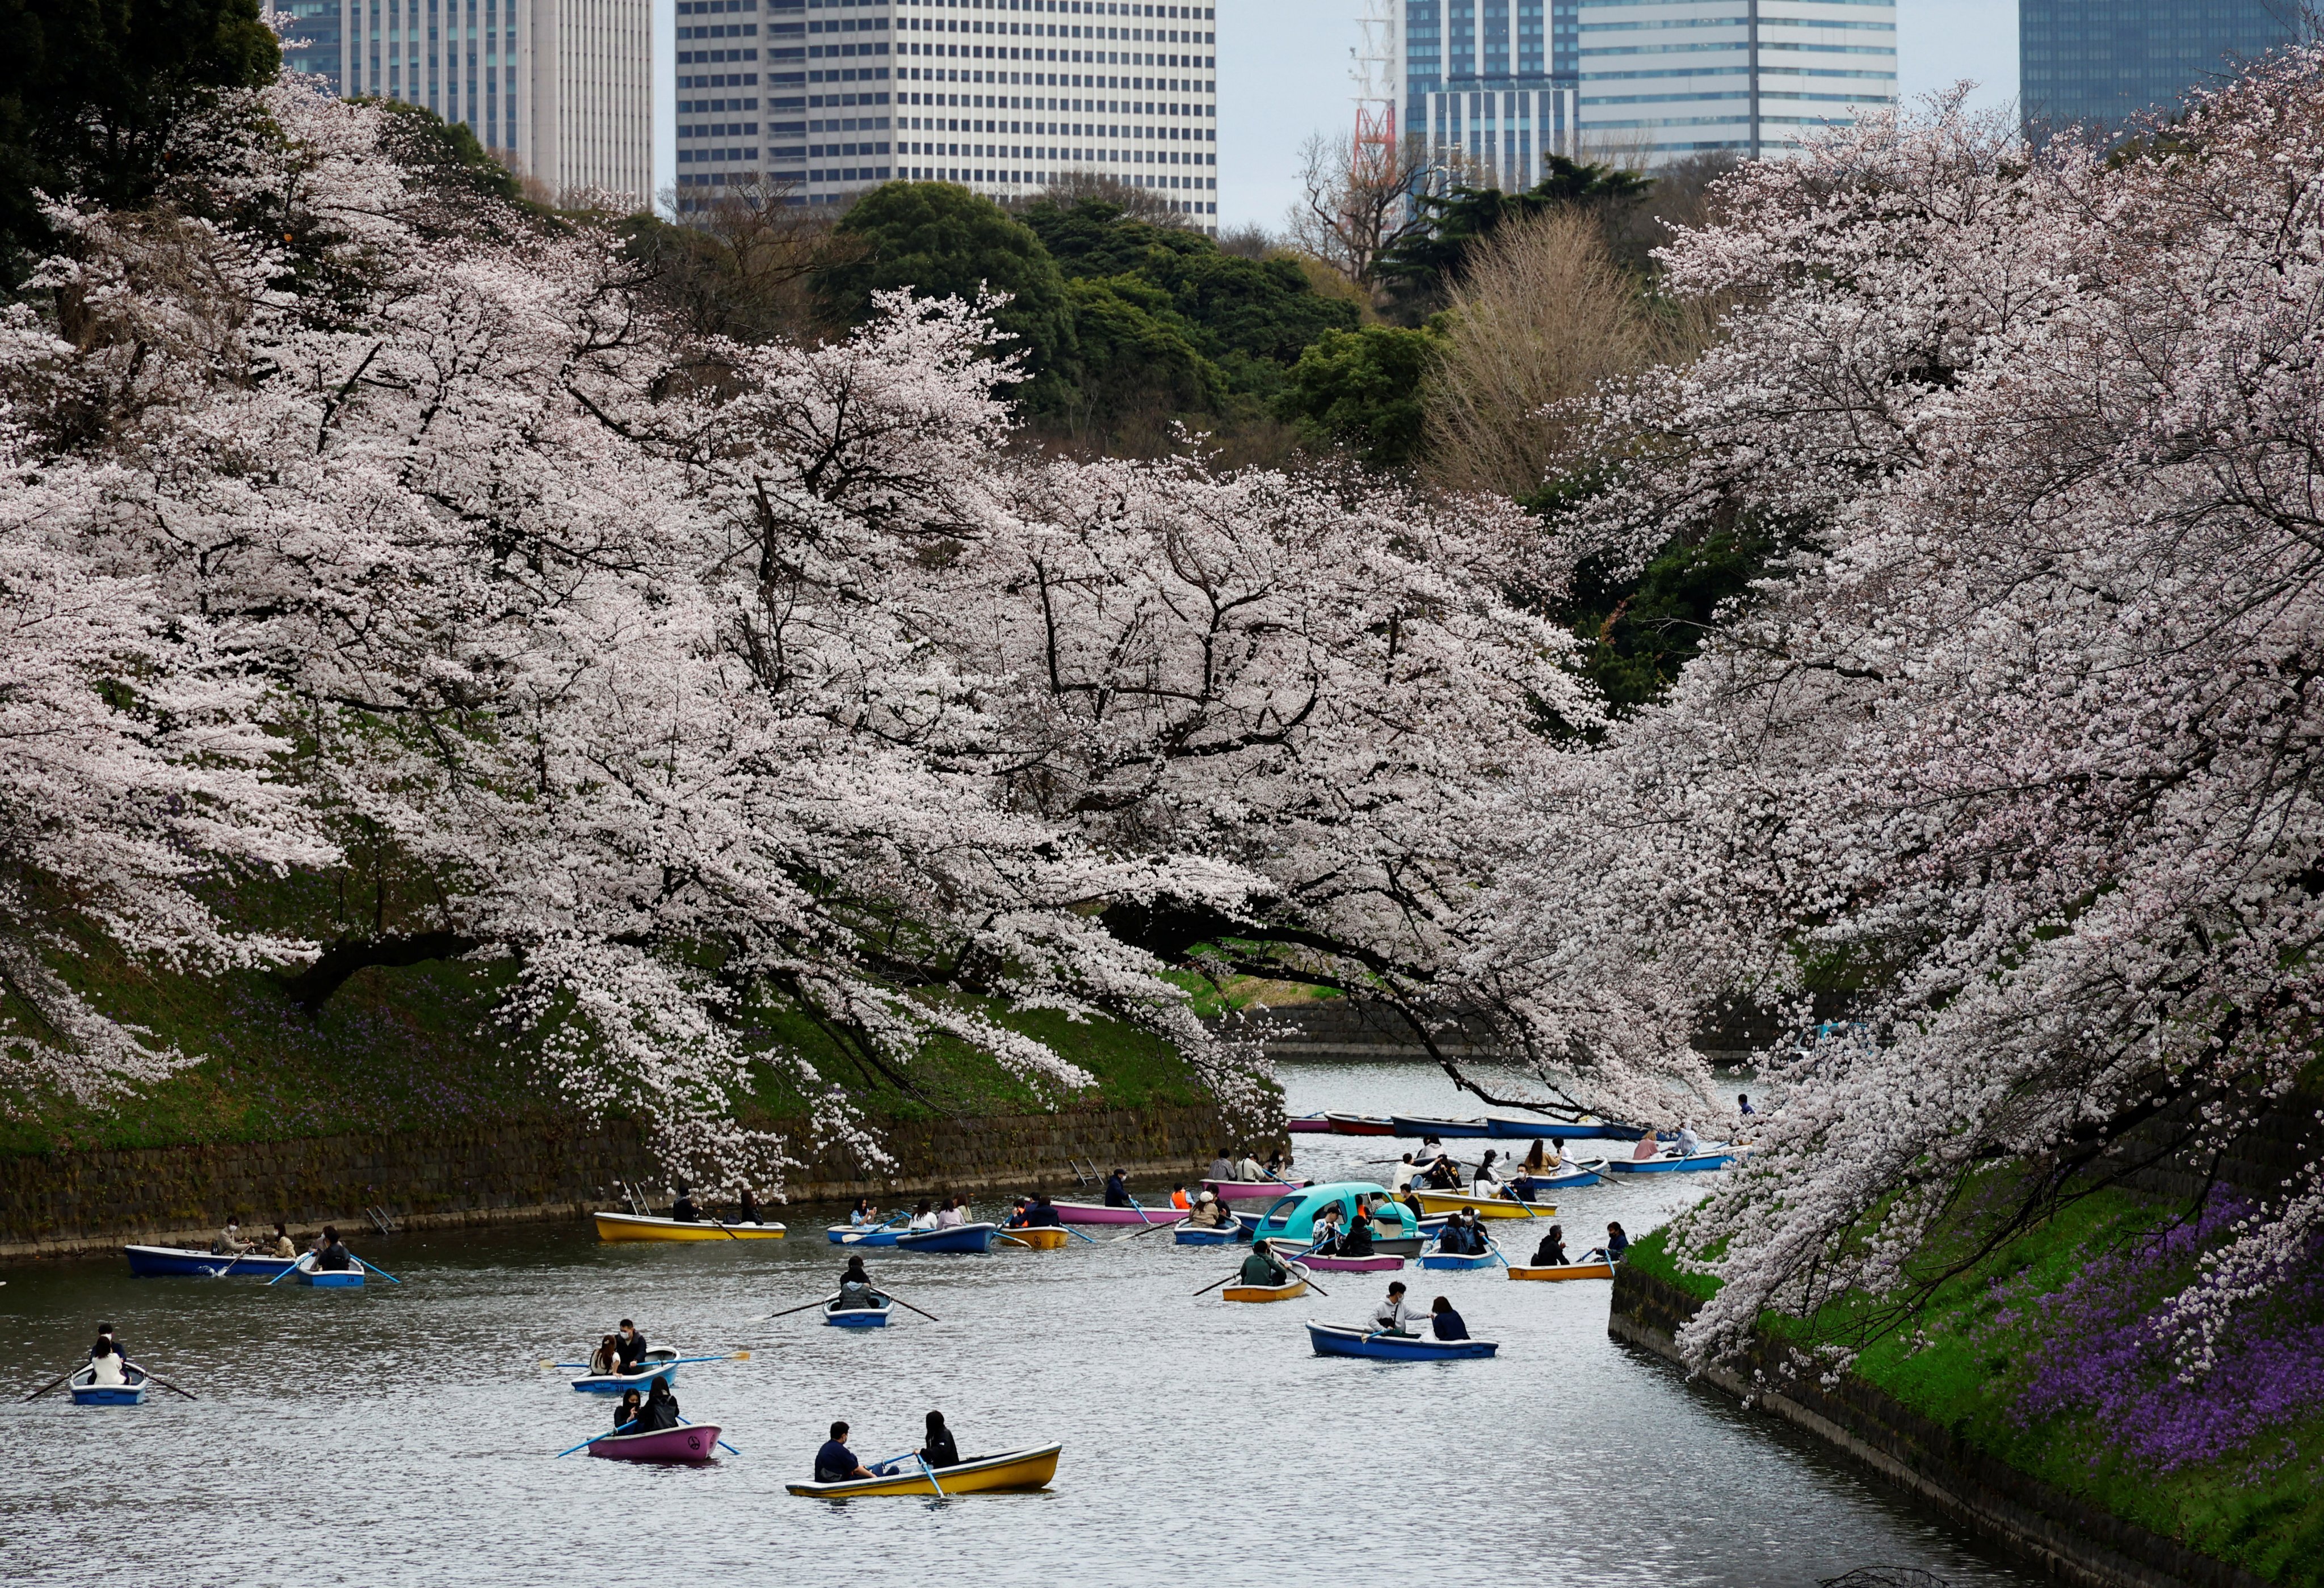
top-left (824, 1300), bottom-right (891, 1329)
top-left (1418, 1246), bottom-right (1500, 1271)
top-left (894, 1222), bottom-right (1000, 1254)
top-left (827, 1225), bottom-right (905, 1246)
top-left (570, 1350), bottom-right (682, 1394)
top-left (1305, 1321), bottom-right (1498, 1361)
top-left (68, 1364), bottom-right (150, 1405)
top-left (1603, 1149), bottom-right (1738, 1176)
top-left (292, 1260), bottom-right (364, 1287)
top-left (1388, 1115), bottom-right (1493, 1139)
top-left (1174, 1223), bottom-right (1247, 1246)
top-left (124, 1244), bottom-right (301, 1279)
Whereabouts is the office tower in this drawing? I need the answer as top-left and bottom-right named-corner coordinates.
top-left (675, 1), bottom-right (1220, 231)
top-left (277, 0), bottom-right (653, 207)
top-left (1401, 0), bottom-right (1581, 189)
top-left (2020, 0), bottom-right (2300, 140)
top-left (1572, 0), bottom-right (1897, 166)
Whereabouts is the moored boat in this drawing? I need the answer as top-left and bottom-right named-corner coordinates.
top-left (894, 1221), bottom-right (1001, 1254)
top-left (1048, 1200), bottom-right (1187, 1225)
top-left (1507, 1261), bottom-right (1616, 1281)
top-left (124, 1244), bottom-right (303, 1280)
top-left (1323, 1113), bottom-right (1395, 1136)
top-left (594, 1211), bottom-right (786, 1242)
top-left (824, 1300), bottom-right (892, 1328)
top-left (587, 1423), bottom-right (721, 1462)
top-left (1388, 1115), bottom-right (1492, 1139)
top-left (1173, 1222), bottom-right (1247, 1246)
top-left (1407, 1188), bottom-right (1556, 1220)
top-left (1305, 1321), bottom-right (1498, 1361)
top-left (785, 1443), bottom-right (1062, 1498)
top-left (1221, 1261), bottom-right (1310, 1303)
top-left (1603, 1148), bottom-right (1739, 1176)
top-left (997, 1226), bottom-right (1069, 1249)
top-left (1482, 1116), bottom-right (1646, 1141)
top-left (1201, 1178), bottom-right (1298, 1203)
top-left (1300, 1253), bottom-right (1403, 1273)
top-left (1288, 1114), bottom-right (1330, 1134)
top-left (68, 1363), bottom-right (150, 1405)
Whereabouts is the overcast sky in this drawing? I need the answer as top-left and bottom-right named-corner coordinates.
top-left (1216, 0), bottom-right (2020, 233)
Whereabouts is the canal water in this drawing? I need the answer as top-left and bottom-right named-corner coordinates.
top-left (0, 1062), bottom-right (2033, 1587)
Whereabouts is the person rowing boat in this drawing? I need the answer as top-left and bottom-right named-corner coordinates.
top-left (670, 1186), bottom-right (701, 1223)
top-left (310, 1225), bottom-right (353, 1271)
top-left (816, 1421), bottom-right (876, 1482)
top-left (1370, 1280), bottom-right (1427, 1337)
top-left (1528, 1224), bottom-right (1570, 1267)
top-left (1020, 1194), bottom-right (1063, 1228)
top-left (1103, 1169), bottom-right (1132, 1208)
top-left (1238, 1241), bottom-right (1291, 1288)
top-left (835, 1256), bottom-right (888, 1312)
top-left (615, 1319), bottom-right (650, 1373)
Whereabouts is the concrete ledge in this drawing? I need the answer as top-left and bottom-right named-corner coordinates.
top-left (1609, 1268), bottom-right (2270, 1588)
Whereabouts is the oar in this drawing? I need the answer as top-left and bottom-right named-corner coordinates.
top-left (918, 1454), bottom-right (947, 1497)
top-left (558, 1417), bottom-right (637, 1457)
top-left (879, 1290), bottom-right (942, 1324)
top-left (353, 1256), bottom-right (404, 1283)
top-left (209, 1249), bottom-right (246, 1279)
top-left (1110, 1215), bottom-right (1190, 1243)
top-left (651, 1352), bottom-right (753, 1367)
top-left (266, 1256), bottom-right (309, 1287)
top-left (996, 1233), bottom-right (1032, 1248)
top-left (1063, 1224), bottom-right (1100, 1245)
top-left (129, 1363), bottom-right (197, 1400)
top-left (835, 1219), bottom-right (909, 1245)
top-left (678, 1415), bottom-right (741, 1455)
top-left (20, 1366), bottom-right (77, 1402)
top-left (755, 1294), bottom-right (842, 1322)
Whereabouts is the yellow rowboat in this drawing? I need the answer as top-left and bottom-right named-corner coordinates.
top-left (997, 1227), bottom-right (1069, 1250)
top-left (1507, 1261), bottom-right (1615, 1281)
top-left (785, 1443), bottom-right (1062, 1498)
top-left (1222, 1262), bottom-right (1310, 1304)
top-left (593, 1212), bottom-right (787, 1243)
top-left (1410, 1190), bottom-right (1556, 1220)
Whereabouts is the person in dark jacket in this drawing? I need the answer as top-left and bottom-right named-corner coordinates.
top-left (636, 1375), bottom-right (681, 1431)
top-left (1430, 1296), bottom-right (1471, 1341)
top-left (1103, 1169), bottom-right (1131, 1208)
top-left (1529, 1224), bottom-right (1569, 1267)
top-left (919, 1410), bottom-right (961, 1469)
top-left (1338, 1210), bottom-right (1376, 1258)
top-left (1022, 1194), bottom-right (1064, 1228)
top-left (89, 1323), bottom-right (128, 1363)
top-left (738, 1188), bottom-right (763, 1225)
top-left (816, 1421), bottom-right (874, 1482)
top-left (1238, 1241), bottom-right (1290, 1287)
top-left (836, 1255), bottom-right (886, 1311)
top-left (613, 1388), bottom-right (643, 1431)
top-left (670, 1186), bottom-right (700, 1223)
top-left (312, 1226), bottom-right (352, 1270)
top-left (615, 1319), bottom-right (649, 1372)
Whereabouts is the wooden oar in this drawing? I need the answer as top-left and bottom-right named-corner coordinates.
top-left (558, 1417), bottom-right (636, 1457)
top-left (1110, 1215), bottom-right (1190, 1242)
top-left (754, 1293), bottom-right (842, 1322)
top-left (20, 1366), bottom-right (77, 1402)
top-left (879, 1290), bottom-right (942, 1324)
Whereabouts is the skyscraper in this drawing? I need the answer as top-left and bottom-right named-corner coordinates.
top-left (276, 0), bottom-right (653, 207)
top-left (675, 1), bottom-right (1220, 231)
top-left (2020, 0), bottom-right (2300, 140)
top-left (1571, 0), bottom-right (1897, 166)
top-left (1400, 0), bottom-right (1581, 191)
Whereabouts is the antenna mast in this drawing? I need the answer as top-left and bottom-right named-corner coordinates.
top-left (1351, 0), bottom-right (1400, 179)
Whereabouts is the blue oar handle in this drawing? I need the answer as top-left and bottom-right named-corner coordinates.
top-left (557, 1417), bottom-right (638, 1458)
top-left (676, 1414), bottom-right (740, 1455)
top-left (354, 1256), bottom-right (403, 1283)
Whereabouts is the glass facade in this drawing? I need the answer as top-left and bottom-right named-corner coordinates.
top-left (1405, 0), bottom-right (1580, 187)
top-left (2020, 0), bottom-right (2298, 139)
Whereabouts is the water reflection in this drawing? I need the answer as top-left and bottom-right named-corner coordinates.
top-left (0, 1061), bottom-right (2030, 1586)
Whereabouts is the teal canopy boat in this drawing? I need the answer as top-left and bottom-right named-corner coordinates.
top-left (1246, 1183), bottom-right (1421, 1253)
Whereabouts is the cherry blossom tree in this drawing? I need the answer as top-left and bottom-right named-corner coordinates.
top-left (1468, 50), bottom-right (2324, 1371)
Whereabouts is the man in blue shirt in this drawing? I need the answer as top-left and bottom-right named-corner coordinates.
top-left (1103, 1169), bottom-right (1131, 1207)
top-left (815, 1421), bottom-right (875, 1483)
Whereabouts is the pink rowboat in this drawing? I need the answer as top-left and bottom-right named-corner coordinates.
top-left (589, 1424), bottom-right (722, 1463)
top-left (1204, 1179), bottom-right (1304, 1203)
top-left (1288, 1114), bottom-right (1330, 1134)
top-left (1049, 1201), bottom-right (1191, 1225)
top-left (1300, 1253), bottom-right (1405, 1273)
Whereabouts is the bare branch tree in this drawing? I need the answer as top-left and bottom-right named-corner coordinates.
top-left (1284, 130), bottom-right (1439, 290)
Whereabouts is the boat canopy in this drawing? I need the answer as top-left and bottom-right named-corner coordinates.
top-left (1249, 1181), bottom-right (1418, 1242)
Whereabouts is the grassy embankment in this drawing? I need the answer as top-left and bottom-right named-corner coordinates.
top-left (0, 940), bottom-right (1224, 1159)
top-left (1626, 1197), bottom-right (2324, 1585)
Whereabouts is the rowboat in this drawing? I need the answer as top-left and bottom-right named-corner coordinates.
top-left (828, 1224), bottom-right (909, 1246)
top-left (570, 1349), bottom-right (682, 1394)
top-left (1221, 1261), bottom-right (1310, 1303)
top-left (1306, 1321), bottom-right (1498, 1361)
top-left (292, 1257), bottom-right (364, 1287)
top-left (1049, 1201), bottom-right (1187, 1226)
top-left (1418, 1245), bottom-right (1501, 1271)
top-left (1483, 1117), bottom-right (1645, 1141)
top-left (1507, 1161), bottom-right (1607, 1194)
top-left (1325, 1113), bottom-right (1396, 1136)
top-left (68, 1363), bottom-right (150, 1405)
top-left (785, 1443), bottom-right (1062, 1498)
top-left (124, 1244), bottom-right (302, 1279)
top-left (1388, 1115), bottom-right (1493, 1139)
top-left (1203, 1178), bottom-right (1300, 1203)
top-left (1603, 1148), bottom-right (1739, 1175)
top-left (1407, 1188), bottom-right (1555, 1220)
top-left (1174, 1222), bottom-right (1247, 1245)
top-left (587, 1423), bottom-right (721, 1462)
top-left (997, 1226), bottom-right (1069, 1249)
top-left (892, 1222), bottom-right (1002, 1253)
top-left (1288, 1113), bottom-right (1330, 1134)
top-left (824, 1300), bottom-right (892, 1328)
top-left (594, 1211), bottom-right (786, 1242)
top-left (1507, 1261), bottom-right (1615, 1281)
top-left (1300, 1252), bottom-right (1403, 1272)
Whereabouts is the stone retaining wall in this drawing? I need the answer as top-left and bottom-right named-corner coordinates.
top-left (1608, 1267), bottom-right (2268, 1588)
top-left (0, 1102), bottom-right (1264, 1259)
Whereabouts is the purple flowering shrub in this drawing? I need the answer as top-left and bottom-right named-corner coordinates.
top-left (1993, 1195), bottom-right (2324, 1473)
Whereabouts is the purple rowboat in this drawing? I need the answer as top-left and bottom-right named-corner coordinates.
top-left (1300, 1253), bottom-right (1404, 1273)
top-left (1288, 1114), bottom-right (1329, 1134)
top-left (1202, 1179), bottom-right (1302, 1203)
top-left (588, 1423), bottom-right (721, 1463)
top-left (1049, 1201), bottom-right (1190, 1225)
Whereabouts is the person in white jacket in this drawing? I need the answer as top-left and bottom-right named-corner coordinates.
top-left (1370, 1281), bottom-right (1429, 1337)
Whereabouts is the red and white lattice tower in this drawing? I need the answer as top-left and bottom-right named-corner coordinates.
top-left (1351, 0), bottom-right (1401, 180)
